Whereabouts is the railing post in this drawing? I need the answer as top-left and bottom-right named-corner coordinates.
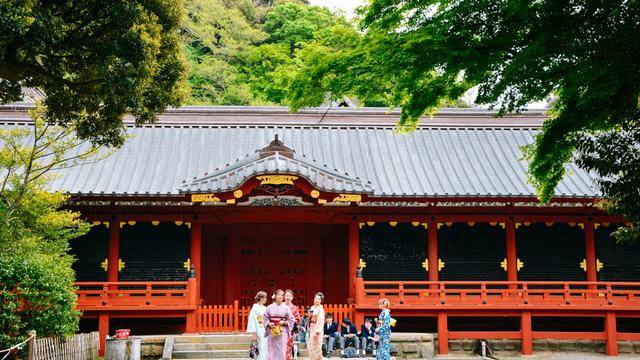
top-left (439, 283), bottom-right (446, 304)
top-left (522, 283), bottom-right (529, 304)
top-left (146, 283), bottom-right (152, 305)
top-left (355, 271), bottom-right (365, 305)
top-left (27, 330), bottom-right (36, 360)
top-left (521, 311), bottom-right (533, 355)
top-left (234, 300), bottom-right (240, 332)
top-left (186, 268), bottom-right (198, 333)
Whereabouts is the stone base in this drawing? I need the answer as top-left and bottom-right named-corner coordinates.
top-left (446, 338), bottom-right (640, 356)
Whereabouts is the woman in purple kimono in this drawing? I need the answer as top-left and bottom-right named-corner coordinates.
top-left (265, 289), bottom-right (295, 360)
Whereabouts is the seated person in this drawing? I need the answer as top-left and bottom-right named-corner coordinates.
top-left (360, 318), bottom-right (377, 355)
top-left (323, 313), bottom-right (340, 355)
top-left (299, 310), bottom-right (310, 343)
top-left (340, 318), bottom-right (361, 357)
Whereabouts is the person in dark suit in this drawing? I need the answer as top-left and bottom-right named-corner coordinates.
top-left (340, 318), bottom-right (361, 357)
top-left (323, 313), bottom-right (340, 355)
top-left (360, 318), bottom-right (377, 355)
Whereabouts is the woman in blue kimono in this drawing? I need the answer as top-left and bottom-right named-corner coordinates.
top-left (375, 298), bottom-right (391, 360)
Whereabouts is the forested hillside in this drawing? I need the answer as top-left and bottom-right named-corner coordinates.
top-left (181, 0), bottom-right (358, 106)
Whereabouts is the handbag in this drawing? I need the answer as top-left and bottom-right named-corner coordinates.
top-left (249, 341), bottom-right (259, 359)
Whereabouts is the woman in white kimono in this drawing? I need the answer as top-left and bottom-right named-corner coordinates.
top-left (247, 291), bottom-right (268, 360)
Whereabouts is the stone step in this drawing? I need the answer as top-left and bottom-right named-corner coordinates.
top-left (174, 334), bottom-right (253, 344)
top-left (172, 349), bottom-right (248, 359)
top-left (173, 342), bottom-right (249, 351)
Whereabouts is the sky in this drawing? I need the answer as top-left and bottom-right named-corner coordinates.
top-left (309, 0), bottom-right (367, 18)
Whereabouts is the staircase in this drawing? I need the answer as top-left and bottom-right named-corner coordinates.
top-left (171, 334), bottom-right (253, 359)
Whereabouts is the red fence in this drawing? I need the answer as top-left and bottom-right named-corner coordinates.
top-left (75, 280), bottom-right (196, 310)
top-left (196, 302), bottom-right (354, 333)
top-left (356, 279), bottom-right (640, 308)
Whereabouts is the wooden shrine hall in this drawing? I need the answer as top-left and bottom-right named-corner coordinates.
top-left (1, 104), bottom-right (639, 356)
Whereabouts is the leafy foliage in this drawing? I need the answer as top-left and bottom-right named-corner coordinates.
top-left (181, 0), bottom-right (353, 105)
top-left (0, 0), bottom-right (188, 147)
top-left (281, 0), bottom-right (640, 238)
top-left (0, 104), bottom-right (103, 348)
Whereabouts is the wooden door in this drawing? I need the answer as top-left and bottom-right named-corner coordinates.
top-left (240, 236), bottom-right (308, 306)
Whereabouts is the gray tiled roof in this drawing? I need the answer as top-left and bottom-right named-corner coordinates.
top-left (0, 106), bottom-right (597, 199)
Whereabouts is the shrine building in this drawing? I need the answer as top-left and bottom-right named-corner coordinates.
top-left (1, 104), bottom-right (638, 356)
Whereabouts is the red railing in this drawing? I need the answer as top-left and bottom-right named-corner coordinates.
top-left (356, 279), bottom-right (640, 308)
top-left (196, 303), bottom-right (354, 333)
top-left (75, 280), bottom-right (197, 310)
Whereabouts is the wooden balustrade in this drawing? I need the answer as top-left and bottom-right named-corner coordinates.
top-left (196, 303), bottom-right (355, 333)
top-left (356, 279), bottom-right (640, 308)
top-left (75, 280), bottom-right (195, 310)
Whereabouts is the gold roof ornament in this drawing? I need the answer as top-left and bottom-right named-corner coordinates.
top-left (183, 258), bottom-right (191, 271)
top-left (366, 221), bottom-right (375, 226)
top-left (596, 259), bottom-right (604, 272)
top-left (256, 175), bottom-right (299, 185)
top-left (500, 258), bottom-right (508, 271)
top-left (389, 221), bottom-right (397, 227)
top-left (310, 190), bottom-right (320, 198)
top-left (580, 259), bottom-right (587, 272)
top-left (151, 220), bottom-right (160, 226)
top-left (175, 221), bottom-right (183, 226)
top-left (438, 259), bottom-right (445, 271)
top-left (411, 222), bottom-right (420, 227)
top-left (118, 259), bottom-right (126, 272)
top-left (191, 193), bottom-right (220, 203)
top-left (422, 259), bottom-right (429, 271)
top-left (233, 189), bottom-right (244, 198)
top-left (101, 259), bottom-right (108, 272)
top-left (517, 258), bottom-right (524, 271)
top-left (333, 194), bottom-right (362, 203)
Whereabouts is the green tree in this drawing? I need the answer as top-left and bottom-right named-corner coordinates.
top-left (0, 104), bottom-right (104, 348)
top-left (283, 0), bottom-right (640, 239)
top-left (240, 2), bottom-right (356, 104)
top-left (0, 0), bottom-right (187, 147)
top-left (182, 0), bottom-right (266, 105)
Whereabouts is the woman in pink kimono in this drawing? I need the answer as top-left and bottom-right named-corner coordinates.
top-left (308, 292), bottom-right (325, 360)
top-left (265, 289), bottom-right (295, 360)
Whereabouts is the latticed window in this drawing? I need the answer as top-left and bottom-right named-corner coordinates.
top-left (359, 223), bottom-right (427, 281)
top-left (120, 222), bottom-right (190, 281)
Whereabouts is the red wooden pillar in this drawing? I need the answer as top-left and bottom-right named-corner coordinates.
top-left (98, 313), bottom-right (109, 356)
top-left (190, 221), bottom-right (202, 302)
top-left (506, 220), bottom-right (517, 287)
top-left (348, 222), bottom-right (359, 301)
top-left (427, 221), bottom-right (438, 289)
top-left (521, 311), bottom-right (533, 355)
top-left (584, 221), bottom-right (597, 285)
top-left (605, 312), bottom-right (618, 356)
top-left (107, 217), bottom-right (120, 282)
top-left (437, 312), bottom-right (448, 354)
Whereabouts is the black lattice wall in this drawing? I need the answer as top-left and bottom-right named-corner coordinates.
top-left (438, 223), bottom-right (507, 281)
top-left (595, 224), bottom-right (640, 281)
top-left (360, 223), bottom-right (427, 281)
top-left (120, 222), bottom-right (190, 281)
top-left (69, 224), bottom-right (109, 281)
top-left (517, 223), bottom-right (585, 281)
